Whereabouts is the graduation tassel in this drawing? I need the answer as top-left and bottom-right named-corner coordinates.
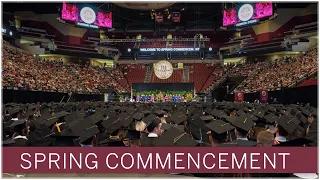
top-left (55, 122), bottom-right (61, 133)
top-left (243, 118), bottom-right (247, 124)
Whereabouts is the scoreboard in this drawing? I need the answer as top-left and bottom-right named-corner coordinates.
top-left (223, 2), bottom-right (275, 28)
top-left (60, 2), bottom-right (112, 29)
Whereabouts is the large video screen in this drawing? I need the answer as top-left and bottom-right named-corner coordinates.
top-left (223, 2), bottom-right (273, 27)
top-left (61, 2), bottom-right (112, 29)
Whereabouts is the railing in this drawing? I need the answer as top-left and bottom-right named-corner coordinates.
top-left (288, 70), bottom-right (318, 88)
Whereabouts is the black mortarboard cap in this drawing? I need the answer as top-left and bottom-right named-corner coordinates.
top-left (142, 114), bottom-right (157, 127)
top-left (237, 110), bottom-right (246, 116)
top-left (101, 117), bottom-right (122, 134)
top-left (142, 110), bottom-right (151, 115)
top-left (7, 107), bottom-right (20, 115)
top-left (154, 110), bottom-right (166, 116)
top-left (147, 118), bottom-right (161, 132)
top-left (211, 109), bottom-right (227, 119)
top-left (132, 113), bottom-right (144, 121)
top-left (203, 107), bottom-right (212, 115)
top-left (200, 115), bottom-right (214, 122)
top-left (225, 116), bottom-right (237, 124)
top-left (205, 120), bottom-right (235, 134)
top-left (160, 123), bottom-right (175, 131)
top-left (168, 113), bottom-right (188, 124)
top-left (64, 111), bottom-right (85, 124)
top-left (87, 111), bottom-right (106, 124)
top-left (27, 127), bottom-right (55, 146)
top-left (264, 113), bottom-right (279, 124)
top-left (244, 113), bottom-right (259, 122)
top-left (152, 127), bottom-right (197, 147)
top-left (277, 115), bottom-right (299, 134)
top-left (126, 107), bottom-right (136, 114)
top-left (40, 111), bottom-right (67, 127)
top-left (300, 107), bottom-right (312, 117)
top-left (79, 125), bottom-right (99, 143)
top-left (253, 110), bottom-right (265, 119)
top-left (232, 115), bottom-right (254, 132)
top-left (9, 119), bottom-right (26, 127)
top-left (120, 115), bottom-right (133, 128)
top-left (296, 112), bottom-right (308, 124)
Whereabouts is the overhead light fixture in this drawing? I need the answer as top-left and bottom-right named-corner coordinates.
top-left (128, 48), bottom-right (131, 52)
top-left (209, 47), bottom-right (212, 51)
top-left (181, 8), bottom-right (185, 11)
top-left (9, 31), bottom-right (12, 36)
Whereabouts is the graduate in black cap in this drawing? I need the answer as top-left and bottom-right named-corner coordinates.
top-left (10, 118), bottom-right (29, 146)
top-left (224, 115), bottom-right (258, 147)
top-left (147, 118), bottom-right (163, 138)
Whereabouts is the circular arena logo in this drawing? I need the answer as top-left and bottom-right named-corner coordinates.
top-left (238, 93), bottom-right (242, 98)
top-left (154, 61), bottom-right (173, 79)
top-left (238, 4), bottom-right (254, 22)
top-left (261, 90), bottom-right (266, 96)
top-left (80, 7), bottom-right (96, 24)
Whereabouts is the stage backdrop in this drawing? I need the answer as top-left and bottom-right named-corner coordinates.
top-left (132, 83), bottom-right (194, 92)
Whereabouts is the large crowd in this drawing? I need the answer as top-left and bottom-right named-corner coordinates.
top-left (234, 48), bottom-right (318, 93)
top-left (2, 44), bottom-right (129, 94)
top-left (2, 41), bottom-right (317, 95)
top-left (3, 101), bottom-right (317, 178)
top-left (206, 47), bottom-right (317, 93)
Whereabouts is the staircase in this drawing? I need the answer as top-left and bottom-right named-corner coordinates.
top-left (183, 68), bottom-right (189, 82)
top-left (211, 76), bottom-right (246, 101)
top-left (144, 64), bottom-right (153, 83)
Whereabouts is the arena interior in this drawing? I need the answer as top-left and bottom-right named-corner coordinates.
top-left (1, 1), bottom-right (319, 178)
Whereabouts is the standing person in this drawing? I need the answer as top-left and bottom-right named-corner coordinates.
top-left (151, 94), bottom-right (155, 102)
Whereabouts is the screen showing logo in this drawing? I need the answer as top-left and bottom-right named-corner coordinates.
top-left (80, 7), bottom-right (96, 24)
top-left (238, 4), bottom-right (254, 22)
top-left (154, 61), bottom-right (173, 79)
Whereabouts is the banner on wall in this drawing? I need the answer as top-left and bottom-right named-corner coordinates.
top-left (234, 92), bottom-right (244, 102)
top-left (260, 90), bottom-right (268, 104)
top-left (155, 12), bottom-right (163, 23)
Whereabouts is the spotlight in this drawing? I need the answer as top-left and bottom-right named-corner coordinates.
top-left (201, 57), bottom-right (204, 60)
top-left (128, 48), bottom-right (131, 52)
top-left (9, 31), bottom-right (12, 36)
top-left (209, 47), bottom-right (212, 51)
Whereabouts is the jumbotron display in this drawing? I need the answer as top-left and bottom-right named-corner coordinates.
top-left (61, 2), bottom-right (112, 29)
top-left (223, 2), bottom-right (273, 27)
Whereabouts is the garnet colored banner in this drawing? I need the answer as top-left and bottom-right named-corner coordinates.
top-left (260, 90), bottom-right (268, 103)
top-left (234, 92), bottom-right (244, 102)
top-left (3, 147), bottom-right (318, 173)
top-left (155, 12), bottom-right (163, 23)
top-left (172, 12), bottom-right (181, 22)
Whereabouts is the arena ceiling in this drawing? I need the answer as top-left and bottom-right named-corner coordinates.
top-left (3, 2), bottom-right (314, 32)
